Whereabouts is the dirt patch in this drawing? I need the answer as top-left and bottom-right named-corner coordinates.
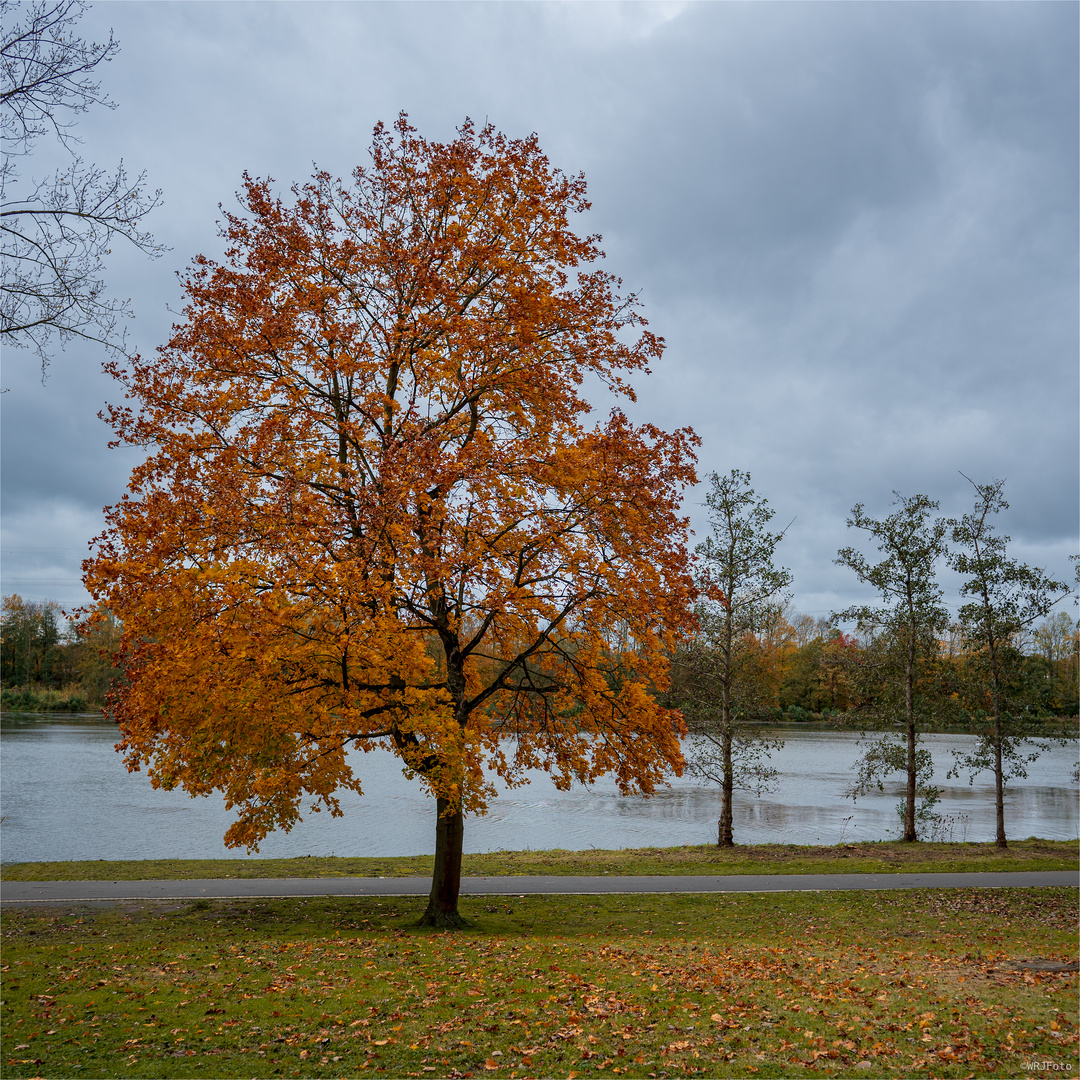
top-left (996, 959), bottom-right (1078, 974)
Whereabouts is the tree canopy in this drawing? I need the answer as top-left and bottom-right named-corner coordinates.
top-left (83, 116), bottom-right (698, 924)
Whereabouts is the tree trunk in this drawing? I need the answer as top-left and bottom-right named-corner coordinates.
top-left (419, 622), bottom-right (471, 926)
top-left (716, 608), bottom-right (735, 848)
top-left (419, 796), bottom-right (467, 927)
top-left (993, 715), bottom-right (1007, 850)
top-left (903, 629), bottom-right (917, 842)
top-left (987, 631), bottom-right (1008, 849)
top-left (903, 717), bottom-right (917, 842)
top-left (718, 727), bottom-right (734, 847)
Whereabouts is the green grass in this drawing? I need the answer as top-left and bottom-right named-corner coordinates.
top-left (3, 839), bottom-right (1076, 882)
top-left (2, 887), bottom-right (1076, 1078)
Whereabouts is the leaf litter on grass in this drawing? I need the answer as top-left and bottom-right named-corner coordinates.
top-left (1, 888), bottom-right (1076, 1078)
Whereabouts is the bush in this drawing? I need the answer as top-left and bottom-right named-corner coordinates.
top-left (1, 685), bottom-right (92, 713)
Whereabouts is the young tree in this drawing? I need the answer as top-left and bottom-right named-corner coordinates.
top-left (82, 117), bottom-right (698, 926)
top-left (669, 470), bottom-right (791, 847)
top-left (834, 492), bottom-right (950, 842)
top-left (1, 0), bottom-right (163, 369)
top-left (948, 477), bottom-right (1071, 848)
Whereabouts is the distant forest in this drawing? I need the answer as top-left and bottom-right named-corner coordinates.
top-left (1, 593), bottom-right (1075, 722)
top-left (1, 596), bottom-right (120, 712)
top-left (674, 604), bottom-right (1078, 726)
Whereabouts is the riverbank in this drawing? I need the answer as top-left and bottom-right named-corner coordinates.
top-left (1, 886), bottom-right (1075, 1079)
top-left (3, 839), bottom-right (1075, 881)
top-left (5, 707), bottom-right (1077, 731)
top-left (0, 689), bottom-right (100, 713)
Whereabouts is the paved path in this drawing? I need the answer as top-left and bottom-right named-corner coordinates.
top-left (2, 870), bottom-right (1075, 905)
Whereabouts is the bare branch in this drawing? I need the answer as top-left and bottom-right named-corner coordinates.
top-left (1, 0), bottom-right (164, 372)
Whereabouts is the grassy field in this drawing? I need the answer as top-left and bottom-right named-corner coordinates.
top-left (2, 839), bottom-right (1077, 882)
top-left (2, 887), bottom-right (1076, 1079)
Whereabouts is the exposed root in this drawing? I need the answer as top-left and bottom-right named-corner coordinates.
top-left (417, 906), bottom-right (471, 930)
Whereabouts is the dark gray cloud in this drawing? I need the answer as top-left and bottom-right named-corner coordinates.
top-left (2, 1), bottom-right (1075, 620)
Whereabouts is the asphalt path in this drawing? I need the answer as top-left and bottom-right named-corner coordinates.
top-left (1, 870), bottom-right (1076, 905)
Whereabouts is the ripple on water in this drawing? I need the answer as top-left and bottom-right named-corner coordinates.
top-left (0, 718), bottom-right (1076, 861)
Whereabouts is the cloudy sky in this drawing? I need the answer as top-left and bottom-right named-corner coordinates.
top-left (3, 0), bottom-right (1077, 623)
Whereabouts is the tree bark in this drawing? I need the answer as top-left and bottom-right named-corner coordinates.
top-left (902, 612), bottom-right (917, 843)
top-left (419, 585), bottom-right (472, 926)
top-left (718, 727), bottom-right (734, 847)
top-left (419, 795), bottom-right (467, 927)
top-left (993, 715), bottom-right (1007, 849)
top-left (987, 629), bottom-right (1008, 849)
top-left (903, 714), bottom-right (917, 842)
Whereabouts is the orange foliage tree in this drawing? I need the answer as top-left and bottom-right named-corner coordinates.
top-left (83, 117), bottom-right (698, 925)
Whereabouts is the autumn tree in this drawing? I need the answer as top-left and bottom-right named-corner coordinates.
top-left (669, 470), bottom-right (790, 847)
top-left (1032, 610), bottom-right (1078, 666)
top-left (777, 615), bottom-right (856, 716)
top-left (1, 0), bottom-right (163, 369)
top-left (82, 117), bottom-right (698, 926)
top-left (790, 611), bottom-right (830, 650)
top-left (67, 604), bottom-right (122, 704)
top-left (834, 493), bottom-right (950, 842)
top-left (947, 477), bottom-right (1071, 848)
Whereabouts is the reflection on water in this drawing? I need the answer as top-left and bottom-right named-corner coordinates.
top-left (1, 715), bottom-right (1076, 862)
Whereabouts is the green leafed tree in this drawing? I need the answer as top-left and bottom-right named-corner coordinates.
top-left (947, 477), bottom-right (1072, 848)
top-left (834, 492), bottom-right (950, 842)
top-left (669, 469), bottom-right (791, 847)
top-left (0, 593), bottom-right (65, 688)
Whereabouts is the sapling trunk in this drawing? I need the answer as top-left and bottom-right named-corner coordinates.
top-left (718, 726), bottom-right (734, 847)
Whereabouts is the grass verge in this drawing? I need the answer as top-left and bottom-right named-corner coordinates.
top-left (2, 887), bottom-right (1076, 1078)
top-left (2, 839), bottom-right (1076, 882)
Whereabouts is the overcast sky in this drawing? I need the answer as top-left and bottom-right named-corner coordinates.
top-left (2, 0), bottom-right (1077, 623)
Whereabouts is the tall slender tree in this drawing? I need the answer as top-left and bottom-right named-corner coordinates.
top-left (83, 117), bottom-right (698, 927)
top-left (670, 470), bottom-right (790, 847)
top-left (948, 477), bottom-right (1071, 848)
top-left (834, 492), bottom-right (950, 842)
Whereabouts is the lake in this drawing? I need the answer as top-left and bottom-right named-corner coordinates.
top-left (1, 714), bottom-right (1076, 863)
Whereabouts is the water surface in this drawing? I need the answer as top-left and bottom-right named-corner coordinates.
top-left (1, 715), bottom-right (1076, 863)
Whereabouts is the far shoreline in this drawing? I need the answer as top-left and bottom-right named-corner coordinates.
top-left (4, 708), bottom-right (1077, 737)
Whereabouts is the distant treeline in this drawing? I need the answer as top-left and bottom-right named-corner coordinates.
top-left (686, 605), bottom-right (1078, 726)
top-left (2, 590), bottom-right (1075, 722)
top-left (1, 595), bottom-right (121, 712)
